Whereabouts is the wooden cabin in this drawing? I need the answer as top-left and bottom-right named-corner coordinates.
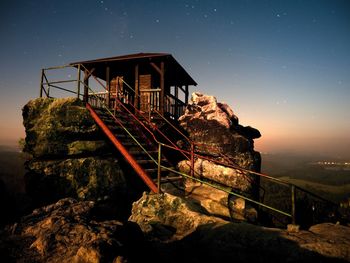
top-left (71, 53), bottom-right (197, 119)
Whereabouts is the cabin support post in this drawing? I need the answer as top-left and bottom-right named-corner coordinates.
top-left (83, 69), bottom-right (89, 103)
top-left (134, 64), bottom-right (139, 109)
top-left (39, 69), bottom-right (44, 98)
top-left (76, 64), bottom-right (81, 99)
top-left (106, 66), bottom-right (110, 108)
top-left (185, 85), bottom-right (189, 105)
top-left (175, 86), bottom-right (179, 118)
top-left (160, 62), bottom-right (165, 114)
top-left (291, 185), bottom-right (296, 225)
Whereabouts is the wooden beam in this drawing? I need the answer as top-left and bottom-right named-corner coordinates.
top-left (39, 69), bottom-right (44, 97)
top-left (76, 64), bottom-right (81, 99)
top-left (185, 85), bottom-right (189, 105)
top-left (150, 62), bottom-right (161, 75)
top-left (83, 69), bottom-right (89, 103)
top-left (175, 86), bottom-right (179, 118)
top-left (85, 68), bottom-right (95, 79)
top-left (134, 64), bottom-right (139, 109)
top-left (178, 85), bottom-right (186, 93)
top-left (159, 62), bottom-right (165, 114)
top-left (106, 66), bottom-right (110, 108)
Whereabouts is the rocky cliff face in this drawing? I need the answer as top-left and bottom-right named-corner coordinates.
top-left (22, 98), bottom-right (127, 206)
top-left (177, 93), bottom-right (261, 221)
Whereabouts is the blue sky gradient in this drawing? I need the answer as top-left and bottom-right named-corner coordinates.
top-left (0, 0), bottom-right (349, 157)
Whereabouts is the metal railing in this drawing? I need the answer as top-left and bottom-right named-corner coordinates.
top-left (39, 64), bottom-right (338, 226)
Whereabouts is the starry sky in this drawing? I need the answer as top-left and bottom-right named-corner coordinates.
top-left (0, 0), bottom-right (349, 158)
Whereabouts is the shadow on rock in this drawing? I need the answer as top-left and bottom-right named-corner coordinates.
top-left (147, 222), bottom-right (349, 263)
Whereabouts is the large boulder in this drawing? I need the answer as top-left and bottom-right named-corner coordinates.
top-left (0, 198), bottom-right (145, 263)
top-left (178, 92), bottom-right (261, 170)
top-left (177, 93), bottom-right (261, 221)
top-left (129, 192), bottom-right (226, 241)
top-left (22, 97), bottom-right (127, 205)
top-left (22, 97), bottom-right (108, 158)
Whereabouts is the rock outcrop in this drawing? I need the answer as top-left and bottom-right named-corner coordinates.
top-left (129, 192), bottom-right (226, 241)
top-left (0, 198), bottom-right (145, 263)
top-left (178, 92), bottom-right (261, 170)
top-left (177, 93), bottom-right (261, 221)
top-left (129, 192), bottom-right (350, 262)
top-left (22, 98), bottom-right (127, 206)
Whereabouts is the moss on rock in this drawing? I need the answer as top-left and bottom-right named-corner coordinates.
top-left (22, 97), bottom-right (105, 158)
top-left (26, 157), bottom-right (126, 203)
top-left (22, 97), bottom-right (127, 205)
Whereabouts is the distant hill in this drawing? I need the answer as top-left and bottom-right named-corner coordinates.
top-left (0, 145), bottom-right (26, 193)
top-left (261, 153), bottom-right (350, 202)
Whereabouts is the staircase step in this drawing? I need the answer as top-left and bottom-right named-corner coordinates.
top-left (108, 125), bottom-right (138, 134)
top-left (116, 134), bottom-right (141, 140)
top-left (129, 150), bottom-right (158, 156)
top-left (145, 167), bottom-right (175, 174)
top-left (120, 141), bottom-right (149, 147)
top-left (136, 159), bottom-right (155, 165)
top-left (100, 118), bottom-right (131, 126)
top-left (154, 175), bottom-right (183, 184)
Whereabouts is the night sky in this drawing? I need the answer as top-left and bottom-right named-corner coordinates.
top-left (1, 0), bottom-right (349, 158)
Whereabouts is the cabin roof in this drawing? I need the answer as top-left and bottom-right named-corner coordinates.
top-left (70, 52), bottom-right (197, 86)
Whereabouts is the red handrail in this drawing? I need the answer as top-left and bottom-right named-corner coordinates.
top-left (86, 103), bottom-right (159, 193)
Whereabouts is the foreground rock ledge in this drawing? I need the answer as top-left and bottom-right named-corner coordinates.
top-left (0, 198), bottom-right (144, 263)
top-left (129, 192), bottom-right (350, 262)
top-left (1, 194), bottom-right (350, 262)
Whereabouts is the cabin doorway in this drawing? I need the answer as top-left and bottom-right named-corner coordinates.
top-left (139, 74), bottom-right (152, 112)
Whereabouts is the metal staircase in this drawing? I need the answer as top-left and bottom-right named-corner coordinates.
top-left (86, 103), bottom-right (180, 193)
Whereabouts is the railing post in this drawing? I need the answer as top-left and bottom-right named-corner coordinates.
top-left (157, 143), bottom-right (162, 193)
top-left (83, 69), bottom-right (89, 103)
top-left (291, 185), bottom-right (296, 225)
top-left (148, 105), bottom-right (152, 122)
top-left (39, 69), bottom-right (44, 97)
top-left (77, 64), bottom-right (81, 99)
top-left (190, 143), bottom-right (195, 177)
top-left (106, 66), bottom-right (110, 108)
top-left (134, 64), bottom-right (139, 110)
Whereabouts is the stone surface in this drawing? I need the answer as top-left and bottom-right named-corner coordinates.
top-left (2, 187), bottom-right (349, 262)
top-left (178, 158), bottom-right (257, 194)
top-left (22, 97), bottom-right (127, 205)
top-left (26, 157), bottom-right (126, 203)
top-left (22, 97), bottom-right (106, 158)
top-left (0, 198), bottom-right (145, 263)
top-left (129, 192), bottom-right (350, 262)
top-left (178, 92), bottom-right (261, 171)
top-left (184, 181), bottom-right (231, 219)
top-left (129, 192), bottom-right (226, 241)
top-left (177, 93), bottom-right (261, 222)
